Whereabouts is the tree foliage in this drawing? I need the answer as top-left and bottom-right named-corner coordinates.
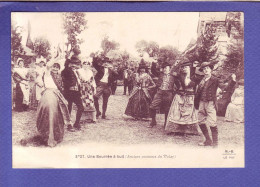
top-left (11, 22), bottom-right (24, 62)
top-left (63, 12), bottom-right (87, 58)
top-left (158, 45), bottom-right (180, 66)
top-left (185, 23), bottom-right (219, 64)
top-left (101, 36), bottom-right (120, 55)
top-left (135, 40), bottom-right (160, 57)
top-left (33, 37), bottom-right (52, 61)
top-left (222, 12), bottom-right (244, 79)
top-left (135, 40), bottom-right (148, 56)
top-left (224, 41), bottom-right (243, 75)
top-left (121, 50), bottom-right (130, 67)
top-left (226, 12), bottom-right (243, 40)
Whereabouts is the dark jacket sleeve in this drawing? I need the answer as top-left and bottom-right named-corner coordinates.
top-left (61, 68), bottom-right (70, 90)
top-left (191, 73), bottom-right (204, 86)
top-left (151, 62), bottom-right (160, 77)
top-left (224, 79), bottom-right (236, 91)
top-left (111, 69), bottom-right (119, 80)
top-left (92, 58), bottom-right (103, 73)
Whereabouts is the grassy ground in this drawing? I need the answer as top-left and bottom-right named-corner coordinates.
top-left (12, 86), bottom-right (244, 148)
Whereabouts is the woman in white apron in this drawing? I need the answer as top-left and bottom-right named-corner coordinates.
top-left (13, 58), bottom-right (30, 112)
top-left (77, 59), bottom-right (97, 123)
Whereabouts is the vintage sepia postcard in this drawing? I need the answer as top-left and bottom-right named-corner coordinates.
top-left (11, 11), bottom-right (244, 168)
top-left (2, 0), bottom-right (260, 186)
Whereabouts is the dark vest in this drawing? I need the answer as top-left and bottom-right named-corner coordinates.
top-left (194, 76), bottom-right (219, 109)
top-left (61, 67), bottom-right (79, 92)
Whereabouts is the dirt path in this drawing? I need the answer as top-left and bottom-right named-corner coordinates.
top-left (12, 86), bottom-right (244, 148)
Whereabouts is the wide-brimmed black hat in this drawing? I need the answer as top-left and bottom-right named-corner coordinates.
top-left (102, 57), bottom-right (112, 65)
top-left (161, 62), bottom-right (171, 68)
top-left (177, 57), bottom-right (191, 67)
top-left (70, 56), bottom-right (81, 65)
top-left (199, 61), bottom-right (214, 72)
top-left (138, 59), bottom-right (147, 70)
top-left (180, 61), bottom-right (192, 67)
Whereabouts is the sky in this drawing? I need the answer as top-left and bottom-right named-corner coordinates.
top-left (12, 12), bottom-right (199, 58)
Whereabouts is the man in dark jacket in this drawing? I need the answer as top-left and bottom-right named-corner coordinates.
top-left (148, 61), bottom-right (176, 128)
top-left (123, 68), bottom-right (133, 95)
top-left (61, 57), bottom-right (83, 131)
top-left (93, 57), bottom-right (118, 119)
top-left (195, 61), bottom-right (220, 147)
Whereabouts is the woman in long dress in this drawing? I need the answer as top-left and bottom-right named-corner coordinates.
top-left (12, 58), bottom-right (30, 112)
top-left (36, 62), bottom-right (72, 147)
top-left (165, 61), bottom-right (199, 136)
top-left (125, 60), bottom-right (156, 119)
top-left (77, 59), bottom-right (97, 123)
top-left (225, 79), bottom-right (244, 123)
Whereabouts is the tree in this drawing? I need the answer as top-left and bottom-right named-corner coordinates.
top-left (158, 45), bottom-right (180, 66)
top-left (121, 50), bottom-right (130, 67)
top-left (107, 50), bottom-right (123, 64)
top-left (11, 21), bottom-right (24, 62)
top-left (135, 40), bottom-right (148, 56)
top-left (101, 36), bottom-right (120, 55)
top-left (33, 37), bottom-right (52, 61)
top-left (63, 12), bottom-right (87, 58)
top-left (146, 41), bottom-right (160, 57)
top-left (222, 41), bottom-right (243, 78)
top-left (106, 50), bottom-right (130, 71)
top-left (223, 12), bottom-right (244, 79)
top-left (226, 12), bottom-right (243, 40)
top-left (135, 40), bottom-right (159, 57)
top-left (185, 23), bottom-right (219, 64)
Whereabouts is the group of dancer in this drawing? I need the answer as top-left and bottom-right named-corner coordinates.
top-left (12, 55), bottom-right (244, 147)
top-left (124, 58), bottom-right (244, 147)
top-left (12, 55), bottom-right (117, 147)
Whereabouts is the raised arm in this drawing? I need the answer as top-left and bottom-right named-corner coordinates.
top-left (191, 72), bottom-right (204, 86)
top-left (92, 57), bottom-right (102, 71)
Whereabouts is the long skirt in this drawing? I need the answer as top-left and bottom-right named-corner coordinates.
top-left (225, 103), bottom-right (244, 123)
top-left (81, 82), bottom-right (96, 122)
top-left (15, 83), bottom-right (29, 112)
top-left (36, 89), bottom-right (71, 147)
top-left (29, 83), bottom-right (38, 109)
top-left (125, 89), bottom-right (151, 119)
top-left (165, 94), bottom-right (199, 135)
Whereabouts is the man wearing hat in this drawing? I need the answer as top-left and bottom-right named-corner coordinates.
top-left (194, 61), bottom-right (220, 147)
top-left (61, 56), bottom-right (84, 131)
top-left (123, 67), bottom-right (133, 95)
top-left (148, 61), bottom-right (176, 128)
top-left (93, 57), bottom-right (118, 119)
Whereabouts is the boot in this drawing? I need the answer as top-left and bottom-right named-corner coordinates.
top-left (198, 124), bottom-right (212, 146)
top-left (102, 104), bottom-right (107, 118)
top-left (210, 126), bottom-right (218, 147)
top-left (102, 97), bottom-right (109, 119)
top-left (148, 109), bottom-right (157, 128)
top-left (94, 98), bottom-right (101, 118)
